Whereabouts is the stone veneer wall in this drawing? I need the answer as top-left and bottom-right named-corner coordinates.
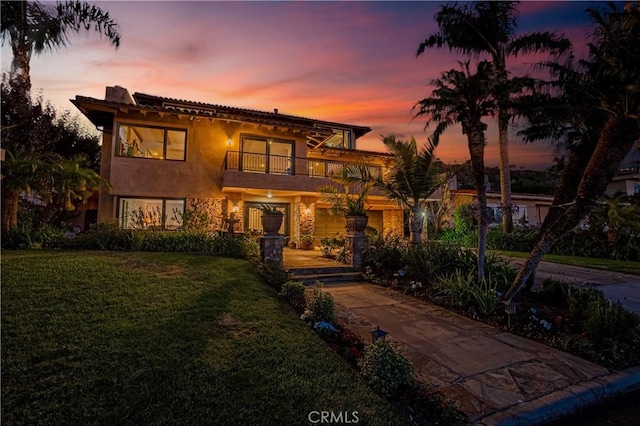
top-left (293, 200), bottom-right (315, 246)
top-left (382, 209), bottom-right (404, 236)
top-left (185, 198), bottom-right (244, 232)
top-left (186, 198), bottom-right (224, 231)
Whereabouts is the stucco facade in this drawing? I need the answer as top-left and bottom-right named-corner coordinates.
top-left (73, 86), bottom-right (405, 244)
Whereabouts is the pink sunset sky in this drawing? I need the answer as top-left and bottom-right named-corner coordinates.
top-left (1, 1), bottom-right (597, 169)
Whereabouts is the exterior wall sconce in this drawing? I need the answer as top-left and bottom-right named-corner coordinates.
top-left (232, 206), bottom-right (239, 213)
top-left (227, 138), bottom-right (232, 146)
top-left (305, 208), bottom-right (311, 215)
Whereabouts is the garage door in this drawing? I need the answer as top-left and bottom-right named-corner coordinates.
top-left (314, 209), bottom-right (382, 242)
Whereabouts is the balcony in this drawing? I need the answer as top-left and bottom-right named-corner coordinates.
top-left (222, 151), bottom-right (382, 193)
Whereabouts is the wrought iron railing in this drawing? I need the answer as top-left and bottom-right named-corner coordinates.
top-left (223, 151), bottom-right (382, 179)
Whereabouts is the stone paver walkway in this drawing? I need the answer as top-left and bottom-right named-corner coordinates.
top-left (324, 283), bottom-right (640, 425)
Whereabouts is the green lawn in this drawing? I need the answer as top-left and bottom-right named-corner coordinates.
top-left (1, 251), bottom-right (408, 425)
top-left (492, 250), bottom-right (640, 275)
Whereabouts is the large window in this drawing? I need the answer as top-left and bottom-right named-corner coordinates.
top-left (323, 128), bottom-right (353, 149)
top-left (119, 197), bottom-right (185, 230)
top-left (117, 124), bottom-right (186, 160)
top-left (240, 135), bottom-right (293, 174)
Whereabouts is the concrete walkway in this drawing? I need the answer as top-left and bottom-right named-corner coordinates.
top-left (324, 283), bottom-right (640, 425)
top-left (505, 257), bottom-right (640, 315)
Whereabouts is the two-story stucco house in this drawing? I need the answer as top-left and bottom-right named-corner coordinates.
top-left (72, 86), bottom-right (405, 245)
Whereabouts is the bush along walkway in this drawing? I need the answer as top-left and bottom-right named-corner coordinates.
top-left (271, 277), bottom-right (467, 425)
top-left (322, 283), bottom-right (640, 426)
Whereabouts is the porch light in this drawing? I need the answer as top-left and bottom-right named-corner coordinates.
top-left (305, 208), bottom-right (311, 215)
top-left (232, 206), bottom-right (239, 213)
top-left (227, 138), bottom-right (232, 146)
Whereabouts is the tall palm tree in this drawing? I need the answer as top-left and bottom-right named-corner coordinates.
top-left (338, 135), bottom-right (449, 245)
top-left (417, 1), bottom-right (570, 233)
top-left (502, 2), bottom-right (640, 302)
top-left (415, 61), bottom-right (496, 279)
top-left (1, 0), bottom-right (120, 96)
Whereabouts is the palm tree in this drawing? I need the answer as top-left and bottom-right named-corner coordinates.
top-left (1, 150), bottom-right (56, 232)
top-left (417, 1), bottom-right (570, 233)
top-left (1, 0), bottom-right (120, 96)
top-left (502, 2), bottom-right (640, 302)
top-left (337, 135), bottom-right (449, 245)
top-left (415, 61), bottom-right (496, 279)
top-left (50, 154), bottom-right (111, 213)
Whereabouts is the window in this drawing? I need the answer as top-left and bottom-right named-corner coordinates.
top-left (323, 128), bottom-right (353, 149)
top-left (118, 197), bottom-right (185, 230)
top-left (240, 135), bottom-right (293, 174)
top-left (117, 124), bottom-right (186, 160)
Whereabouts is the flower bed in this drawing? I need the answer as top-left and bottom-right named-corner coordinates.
top-left (361, 237), bottom-right (640, 371)
top-left (275, 278), bottom-right (466, 425)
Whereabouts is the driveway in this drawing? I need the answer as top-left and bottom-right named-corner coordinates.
top-left (324, 283), bottom-right (640, 425)
top-left (504, 257), bottom-right (640, 315)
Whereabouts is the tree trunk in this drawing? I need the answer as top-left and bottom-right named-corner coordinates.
top-left (1, 187), bottom-right (20, 235)
top-left (539, 142), bottom-right (595, 237)
top-left (468, 126), bottom-right (488, 281)
top-left (498, 112), bottom-right (513, 234)
top-left (502, 116), bottom-right (639, 302)
top-left (410, 205), bottom-right (424, 245)
top-left (10, 0), bottom-right (32, 99)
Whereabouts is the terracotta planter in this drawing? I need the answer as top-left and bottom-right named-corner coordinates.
top-left (299, 242), bottom-right (314, 250)
top-left (345, 215), bottom-right (368, 233)
top-left (261, 213), bottom-right (283, 235)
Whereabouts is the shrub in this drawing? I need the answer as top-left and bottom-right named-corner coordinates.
top-left (306, 283), bottom-right (338, 325)
top-left (87, 220), bottom-right (127, 250)
top-left (256, 260), bottom-right (291, 292)
top-left (432, 271), bottom-right (501, 317)
top-left (363, 233), bottom-right (407, 275)
top-left (487, 228), bottom-right (536, 252)
top-left (358, 340), bottom-right (413, 397)
top-left (280, 281), bottom-right (306, 312)
top-left (404, 242), bottom-right (476, 284)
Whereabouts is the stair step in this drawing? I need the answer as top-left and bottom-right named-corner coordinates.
top-left (287, 266), bottom-right (355, 276)
top-left (291, 272), bottom-right (362, 285)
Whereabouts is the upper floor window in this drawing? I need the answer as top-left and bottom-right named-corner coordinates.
top-left (323, 128), bottom-right (353, 149)
top-left (117, 124), bottom-right (186, 161)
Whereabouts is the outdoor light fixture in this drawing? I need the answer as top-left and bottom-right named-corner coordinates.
top-left (305, 208), bottom-right (311, 215)
top-left (227, 138), bottom-right (232, 146)
top-left (370, 326), bottom-right (388, 342)
top-left (232, 206), bottom-right (239, 213)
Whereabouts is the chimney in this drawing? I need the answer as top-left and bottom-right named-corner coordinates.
top-left (105, 86), bottom-right (135, 104)
top-left (274, 108), bottom-right (278, 114)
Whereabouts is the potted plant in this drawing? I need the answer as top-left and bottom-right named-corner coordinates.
top-left (299, 232), bottom-right (315, 250)
top-left (319, 170), bottom-right (371, 233)
top-left (260, 204), bottom-right (283, 235)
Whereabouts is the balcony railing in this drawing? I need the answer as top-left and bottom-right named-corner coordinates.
top-left (224, 151), bottom-right (382, 179)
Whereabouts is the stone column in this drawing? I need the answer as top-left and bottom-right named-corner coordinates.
top-left (260, 235), bottom-right (284, 265)
top-left (345, 231), bottom-right (366, 269)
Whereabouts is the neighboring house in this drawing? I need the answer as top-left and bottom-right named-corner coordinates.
top-left (606, 166), bottom-right (640, 197)
top-left (72, 86), bottom-right (405, 245)
top-left (450, 189), bottom-right (554, 228)
top-left (607, 146), bottom-right (640, 197)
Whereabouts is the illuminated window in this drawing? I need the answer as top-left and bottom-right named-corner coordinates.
top-left (240, 135), bottom-right (293, 174)
top-left (323, 128), bottom-right (353, 149)
top-left (117, 124), bottom-right (186, 161)
top-left (118, 197), bottom-right (185, 230)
